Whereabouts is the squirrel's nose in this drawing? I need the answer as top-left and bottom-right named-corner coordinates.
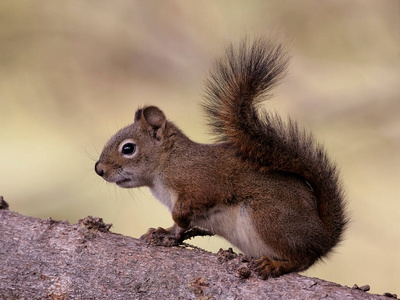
top-left (95, 161), bottom-right (104, 177)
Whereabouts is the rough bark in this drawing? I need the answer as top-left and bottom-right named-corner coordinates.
top-left (0, 197), bottom-right (393, 300)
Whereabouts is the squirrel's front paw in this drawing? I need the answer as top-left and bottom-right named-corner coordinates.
top-left (140, 226), bottom-right (181, 247)
top-left (139, 225), bottom-right (214, 247)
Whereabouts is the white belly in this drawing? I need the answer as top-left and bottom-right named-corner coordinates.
top-left (192, 204), bottom-right (277, 258)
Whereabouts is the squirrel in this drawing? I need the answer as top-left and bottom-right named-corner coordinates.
top-left (95, 38), bottom-right (348, 279)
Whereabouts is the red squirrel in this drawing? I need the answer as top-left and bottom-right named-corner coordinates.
top-left (95, 38), bottom-right (348, 278)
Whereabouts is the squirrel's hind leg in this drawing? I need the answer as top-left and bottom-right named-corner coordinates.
top-left (254, 256), bottom-right (306, 279)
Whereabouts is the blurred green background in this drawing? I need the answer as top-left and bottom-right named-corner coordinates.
top-left (1, 0), bottom-right (399, 295)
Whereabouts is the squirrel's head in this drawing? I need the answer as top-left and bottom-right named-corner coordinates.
top-left (95, 106), bottom-right (170, 188)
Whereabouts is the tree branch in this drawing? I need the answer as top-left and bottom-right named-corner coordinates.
top-left (0, 196), bottom-right (393, 299)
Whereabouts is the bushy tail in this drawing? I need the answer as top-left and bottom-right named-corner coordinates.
top-left (203, 38), bottom-right (347, 247)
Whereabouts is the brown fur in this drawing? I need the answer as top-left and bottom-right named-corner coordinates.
top-left (95, 38), bottom-right (348, 278)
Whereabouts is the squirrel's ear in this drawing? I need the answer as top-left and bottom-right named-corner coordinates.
top-left (140, 106), bottom-right (166, 140)
top-left (142, 106), bottom-right (166, 128)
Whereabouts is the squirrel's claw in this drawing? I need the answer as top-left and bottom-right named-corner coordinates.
top-left (254, 256), bottom-right (299, 279)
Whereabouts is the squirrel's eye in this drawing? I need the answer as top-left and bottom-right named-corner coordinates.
top-left (121, 143), bottom-right (136, 155)
top-left (118, 139), bottom-right (137, 158)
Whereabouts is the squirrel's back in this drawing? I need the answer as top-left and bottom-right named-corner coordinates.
top-left (203, 38), bottom-right (347, 251)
